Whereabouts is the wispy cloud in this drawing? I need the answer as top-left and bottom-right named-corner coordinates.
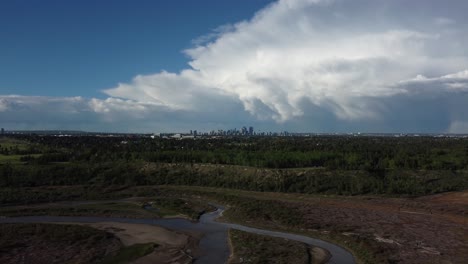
top-left (434, 17), bottom-right (456, 26)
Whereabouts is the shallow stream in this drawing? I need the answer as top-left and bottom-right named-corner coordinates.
top-left (0, 204), bottom-right (355, 264)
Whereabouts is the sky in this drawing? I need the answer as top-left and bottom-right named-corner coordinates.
top-left (1, 0), bottom-right (468, 133)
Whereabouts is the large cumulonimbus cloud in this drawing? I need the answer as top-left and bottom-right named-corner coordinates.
top-left (103, 0), bottom-right (468, 131)
top-left (2, 0), bottom-right (468, 132)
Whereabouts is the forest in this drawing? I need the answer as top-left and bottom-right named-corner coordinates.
top-left (1, 134), bottom-right (467, 196)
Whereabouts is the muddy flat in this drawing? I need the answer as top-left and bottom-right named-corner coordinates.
top-left (72, 222), bottom-right (201, 264)
top-left (84, 222), bottom-right (194, 246)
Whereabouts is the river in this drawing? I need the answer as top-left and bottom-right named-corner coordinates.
top-left (0, 204), bottom-right (355, 264)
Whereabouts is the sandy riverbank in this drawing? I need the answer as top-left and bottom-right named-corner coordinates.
top-left (70, 222), bottom-right (201, 264)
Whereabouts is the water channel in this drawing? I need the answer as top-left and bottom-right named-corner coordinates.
top-left (0, 204), bottom-right (355, 264)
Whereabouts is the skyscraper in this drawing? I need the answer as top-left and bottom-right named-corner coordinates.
top-left (241, 126), bottom-right (247, 135)
top-left (249, 126), bottom-right (254, 135)
top-left (1, 128), bottom-right (4, 135)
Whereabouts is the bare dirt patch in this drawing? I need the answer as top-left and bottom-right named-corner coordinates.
top-left (291, 192), bottom-right (468, 263)
top-left (81, 222), bottom-right (201, 264)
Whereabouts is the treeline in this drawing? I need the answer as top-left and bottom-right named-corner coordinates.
top-left (3, 135), bottom-right (468, 170)
top-left (0, 162), bottom-right (143, 187)
top-left (140, 165), bottom-right (468, 195)
top-left (1, 135), bottom-right (468, 196)
top-left (1, 161), bottom-right (466, 196)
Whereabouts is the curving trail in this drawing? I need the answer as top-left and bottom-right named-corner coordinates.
top-left (0, 203), bottom-right (355, 264)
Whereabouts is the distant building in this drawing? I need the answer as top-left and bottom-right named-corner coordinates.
top-left (249, 126), bottom-right (254, 135)
top-left (171, 133), bottom-right (182, 139)
top-left (241, 126), bottom-right (247, 135)
top-left (0, 128), bottom-right (4, 135)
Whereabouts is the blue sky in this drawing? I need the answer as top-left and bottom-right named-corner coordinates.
top-left (1, 0), bottom-right (468, 133)
top-left (0, 0), bottom-right (273, 97)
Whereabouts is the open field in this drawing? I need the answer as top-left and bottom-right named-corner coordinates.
top-left (1, 185), bottom-right (466, 263)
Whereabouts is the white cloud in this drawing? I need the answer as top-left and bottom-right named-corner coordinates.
top-left (397, 70), bottom-right (468, 93)
top-left (0, 95), bottom-right (255, 132)
top-left (0, 95), bottom-right (158, 130)
top-left (103, 0), bottom-right (468, 128)
top-left (3, 0), bottom-right (468, 132)
top-left (0, 98), bottom-right (9, 112)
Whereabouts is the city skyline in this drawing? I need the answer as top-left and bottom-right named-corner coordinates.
top-left (1, 0), bottom-right (468, 133)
